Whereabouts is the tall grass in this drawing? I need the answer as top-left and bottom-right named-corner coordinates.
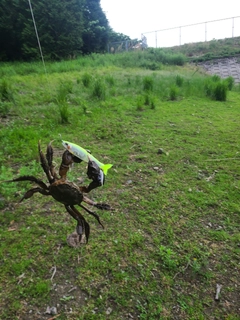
top-left (0, 49), bottom-right (187, 77)
top-left (204, 76), bottom-right (228, 101)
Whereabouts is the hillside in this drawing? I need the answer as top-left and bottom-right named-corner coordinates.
top-left (167, 36), bottom-right (240, 62)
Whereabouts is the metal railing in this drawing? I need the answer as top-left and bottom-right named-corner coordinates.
top-left (142, 16), bottom-right (240, 48)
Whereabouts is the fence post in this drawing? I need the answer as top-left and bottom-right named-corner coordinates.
top-left (232, 17), bottom-right (234, 37)
top-left (205, 22), bottom-right (207, 42)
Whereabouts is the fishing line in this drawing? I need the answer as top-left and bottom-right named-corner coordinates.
top-left (27, 0), bottom-right (47, 76)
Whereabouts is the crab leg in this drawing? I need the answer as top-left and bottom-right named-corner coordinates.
top-left (19, 187), bottom-right (50, 202)
top-left (46, 141), bottom-right (58, 180)
top-left (79, 180), bottom-right (102, 194)
top-left (5, 175), bottom-right (50, 202)
top-left (38, 141), bottom-right (54, 183)
top-left (65, 205), bottom-right (90, 243)
top-left (82, 195), bottom-right (111, 211)
top-left (6, 175), bottom-right (49, 189)
top-left (79, 203), bottom-right (104, 229)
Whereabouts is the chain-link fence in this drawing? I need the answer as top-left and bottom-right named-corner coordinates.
top-left (109, 16), bottom-right (240, 52)
top-left (108, 34), bottom-right (148, 53)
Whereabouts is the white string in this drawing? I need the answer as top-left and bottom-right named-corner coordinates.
top-left (27, 0), bottom-right (47, 75)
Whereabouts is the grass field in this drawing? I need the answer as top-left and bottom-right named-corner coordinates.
top-left (0, 51), bottom-right (240, 319)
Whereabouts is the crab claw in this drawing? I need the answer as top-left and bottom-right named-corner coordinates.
top-left (95, 203), bottom-right (111, 211)
top-left (87, 156), bottom-right (105, 186)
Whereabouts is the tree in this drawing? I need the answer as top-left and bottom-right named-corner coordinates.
top-left (0, 0), bottom-right (28, 60)
top-left (0, 0), bottom-right (84, 60)
top-left (0, 0), bottom-right (129, 60)
top-left (82, 0), bottom-right (109, 54)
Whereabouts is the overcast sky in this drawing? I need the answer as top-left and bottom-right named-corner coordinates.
top-left (100, 0), bottom-right (240, 47)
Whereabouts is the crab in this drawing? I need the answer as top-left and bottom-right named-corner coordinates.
top-left (7, 141), bottom-right (111, 243)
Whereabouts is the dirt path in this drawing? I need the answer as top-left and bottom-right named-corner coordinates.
top-left (198, 56), bottom-right (240, 83)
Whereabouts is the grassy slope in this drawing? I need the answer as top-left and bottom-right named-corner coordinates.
top-left (168, 36), bottom-right (240, 62)
top-left (0, 55), bottom-right (240, 319)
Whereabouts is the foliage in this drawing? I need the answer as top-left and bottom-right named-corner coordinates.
top-left (0, 0), bottom-right (112, 60)
top-left (81, 0), bottom-right (109, 54)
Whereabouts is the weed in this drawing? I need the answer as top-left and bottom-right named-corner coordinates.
top-left (136, 95), bottom-right (144, 111)
top-left (82, 72), bottom-right (92, 87)
top-left (169, 85), bottom-right (179, 100)
top-left (0, 78), bottom-right (14, 102)
top-left (143, 76), bottom-right (154, 91)
top-left (214, 81), bottom-right (227, 101)
top-left (58, 102), bottom-right (70, 123)
top-left (204, 78), bottom-right (228, 101)
top-left (158, 245), bottom-right (179, 271)
top-left (105, 75), bottom-right (115, 86)
top-left (0, 101), bottom-right (11, 117)
top-left (56, 80), bottom-right (73, 104)
top-left (224, 76), bottom-right (234, 90)
top-left (176, 74), bottom-right (184, 87)
top-left (92, 78), bottom-right (106, 100)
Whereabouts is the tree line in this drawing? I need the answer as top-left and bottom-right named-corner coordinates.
top-left (0, 0), bottom-right (131, 61)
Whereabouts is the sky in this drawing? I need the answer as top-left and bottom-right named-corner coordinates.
top-left (100, 0), bottom-right (240, 48)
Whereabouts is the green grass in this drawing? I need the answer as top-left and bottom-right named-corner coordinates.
top-left (0, 52), bottom-right (239, 319)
